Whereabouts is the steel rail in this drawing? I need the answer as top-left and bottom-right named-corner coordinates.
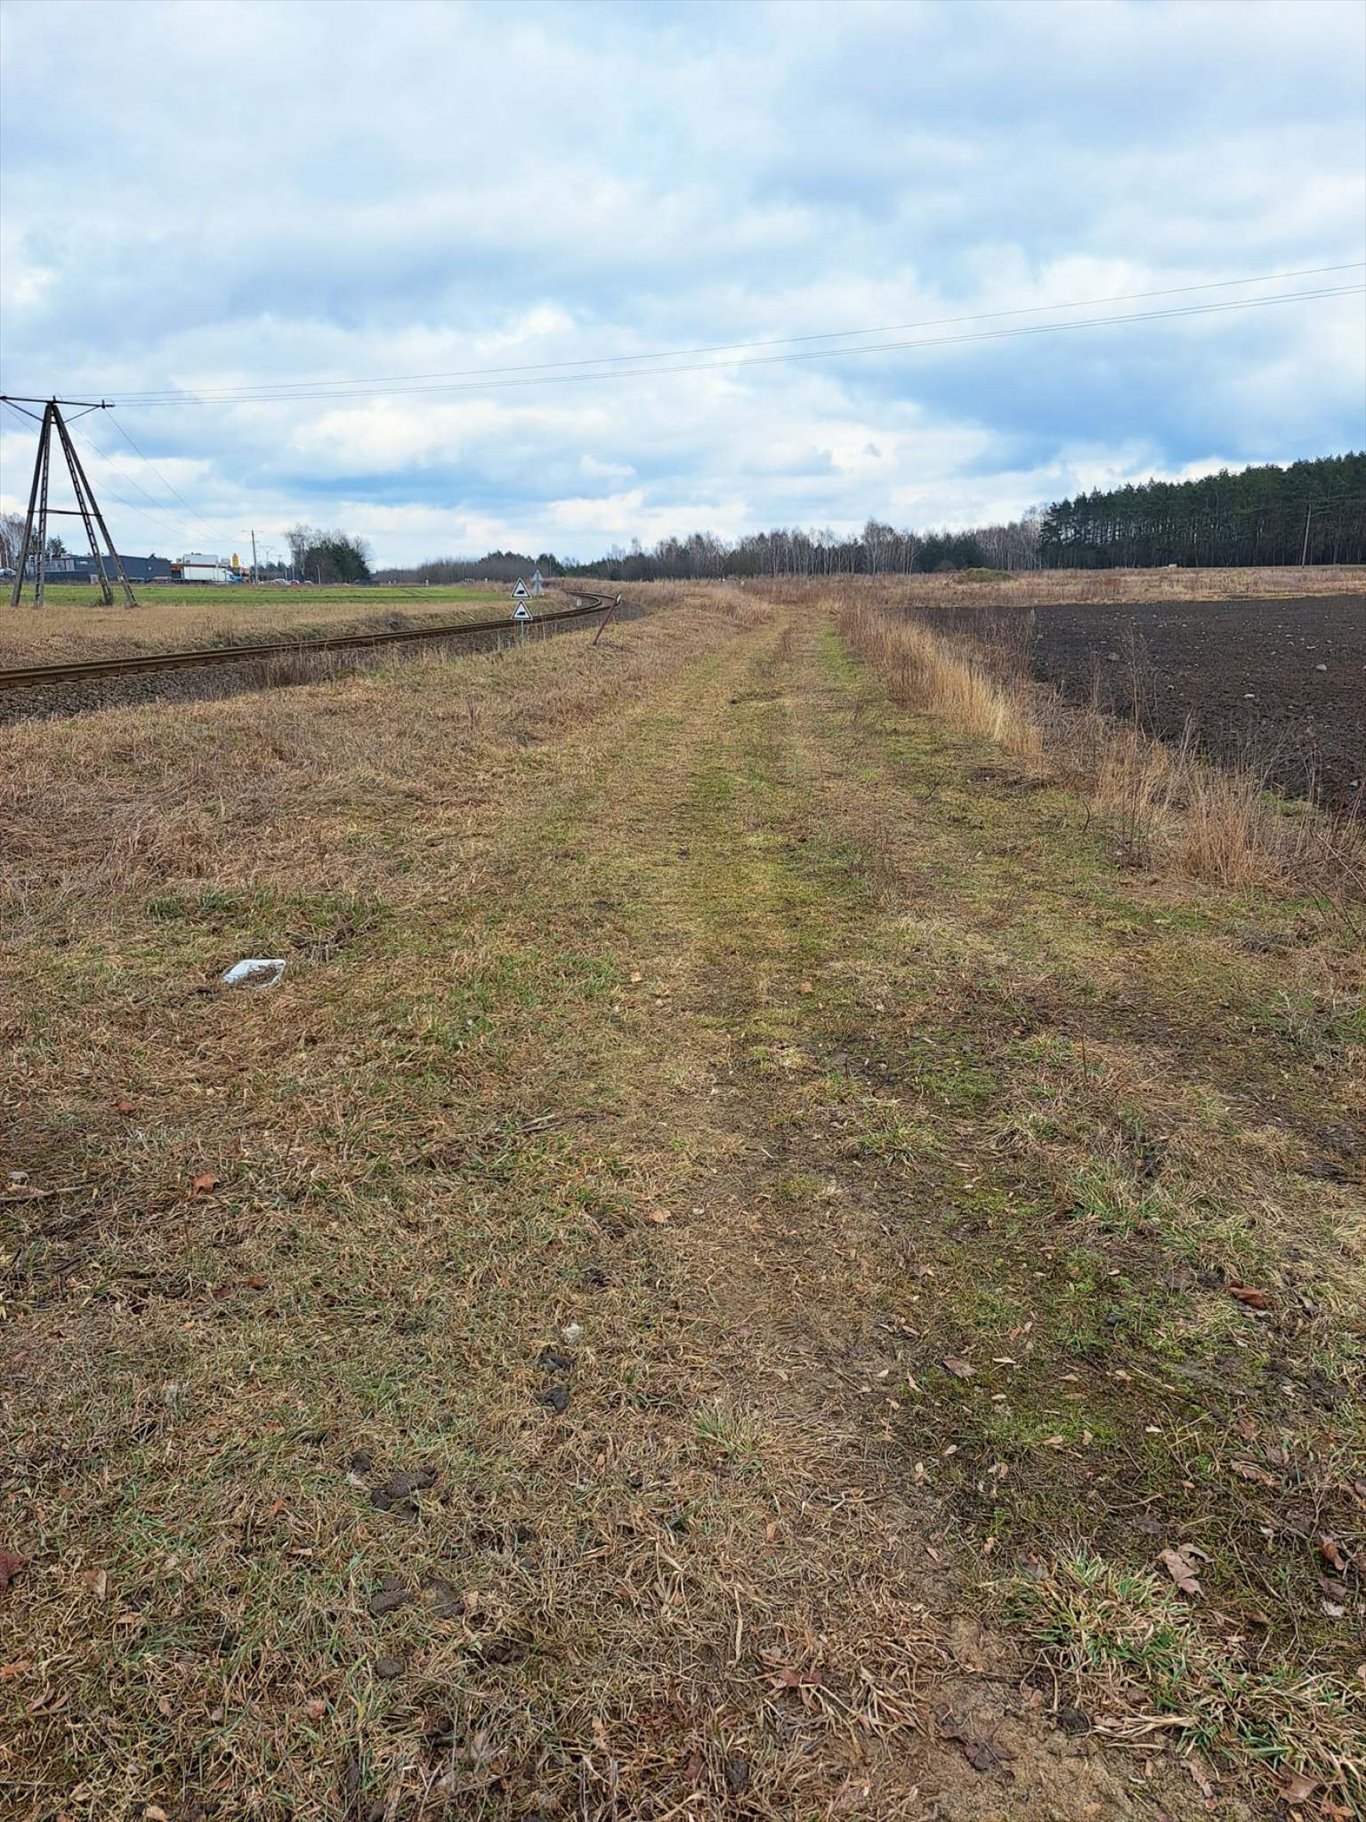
top-left (0, 593), bottom-right (615, 693)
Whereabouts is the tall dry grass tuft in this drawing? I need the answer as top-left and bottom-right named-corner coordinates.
top-left (839, 597), bottom-right (1364, 901)
top-left (839, 601), bottom-right (1041, 760)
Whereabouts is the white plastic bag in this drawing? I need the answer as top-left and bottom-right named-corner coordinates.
top-left (221, 958), bottom-right (287, 988)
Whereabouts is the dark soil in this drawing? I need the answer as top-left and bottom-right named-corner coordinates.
top-left (1031, 593), bottom-right (1365, 809)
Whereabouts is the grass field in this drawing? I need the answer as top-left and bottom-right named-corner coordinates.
top-left (2, 589), bottom-right (1362, 1820)
top-left (841, 565), bottom-right (1366, 606)
top-left (0, 584), bottom-right (517, 668)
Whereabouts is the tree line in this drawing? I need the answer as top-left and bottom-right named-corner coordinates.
top-left (376, 516), bottom-right (1045, 585)
top-left (14, 454), bottom-right (1357, 590)
top-left (379, 550), bottom-right (567, 585)
top-left (1037, 453), bottom-right (1366, 569)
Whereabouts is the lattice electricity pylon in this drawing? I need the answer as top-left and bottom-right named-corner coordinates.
top-left (3, 395), bottom-right (137, 607)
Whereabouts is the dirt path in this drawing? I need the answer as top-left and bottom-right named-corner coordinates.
top-left (329, 600), bottom-right (1208, 1817)
top-left (4, 593), bottom-right (1359, 1820)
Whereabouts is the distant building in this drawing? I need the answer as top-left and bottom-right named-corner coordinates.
top-left (24, 552), bottom-right (175, 584)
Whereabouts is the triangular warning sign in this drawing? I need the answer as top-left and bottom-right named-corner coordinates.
top-left (512, 579), bottom-right (529, 598)
top-left (512, 601), bottom-right (532, 622)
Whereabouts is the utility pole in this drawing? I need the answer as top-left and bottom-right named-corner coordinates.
top-left (1301, 505), bottom-right (1314, 566)
top-left (250, 528), bottom-right (259, 584)
top-left (2, 395), bottom-right (137, 608)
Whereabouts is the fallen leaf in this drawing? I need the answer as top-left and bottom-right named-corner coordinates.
top-left (1321, 1599), bottom-right (1346, 1619)
top-left (143, 1808), bottom-right (170, 1821)
top-left (646, 1208), bottom-right (671, 1224)
top-left (115, 1100), bottom-right (135, 1115)
top-left (0, 1660), bottom-right (32, 1679)
top-left (937, 1712), bottom-right (1013, 1773)
top-left (942, 1356), bottom-right (974, 1379)
top-left (304, 1698), bottom-right (327, 1720)
top-left (0, 1549), bottom-right (27, 1591)
top-left (1319, 1534), bottom-right (1349, 1573)
top-left (190, 1172), bottom-right (220, 1195)
top-left (1159, 1547), bottom-right (1204, 1598)
top-left (1275, 1768), bottom-right (1318, 1805)
top-left (629, 971), bottom-right (643, 984)
top-left (82, 1568), bottom-right (108, 1599)
top-left (1228, 1283), bottom-right (1271, 1310)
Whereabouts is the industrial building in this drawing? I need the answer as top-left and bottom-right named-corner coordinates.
top-left (20, 551), bottom-right (248, 584)
top-left (23, 552), bottom-right (175, 584)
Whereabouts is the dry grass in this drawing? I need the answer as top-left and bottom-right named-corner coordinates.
top-left (3, 587), bottom-right (1362, 1820)
top-left (835, 593), bottom-right (1364, 901)
top-left (791, 565), bottom-right (1364, 609)
top-left (1085, 722), bottom-right (1361, 893)
top-left (825, 603), bottom-right (1041, 761)
top-left (0, 582), bottom-right (515, 668)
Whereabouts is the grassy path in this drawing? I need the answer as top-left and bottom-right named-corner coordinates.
top-left (3, 594), bottom-right (1361, 1819)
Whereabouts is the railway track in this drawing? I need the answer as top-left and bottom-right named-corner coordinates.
top-left (0, 591), bottom-right (618, 693)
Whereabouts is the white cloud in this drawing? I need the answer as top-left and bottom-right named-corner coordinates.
top-left (0, 0), bottom-right (1360, 564)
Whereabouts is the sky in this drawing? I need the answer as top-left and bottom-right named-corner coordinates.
top-left (1, 0), bottom-right (1363, 568)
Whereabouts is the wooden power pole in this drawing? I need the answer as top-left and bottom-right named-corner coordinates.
top-left (2, 396), bottom-right (138, 608)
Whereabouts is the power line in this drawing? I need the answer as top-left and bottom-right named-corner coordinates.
top-left (47, 411), bottom-right (200, 547)
top-left (70, 423), bottom-right (198, 542)
top-left (99, 282), bottom-right (1364, 409)
top-left (106, 411), bottom-right (218, 538)
top-left (2, 405), bottom-right (220, 547)
top-left (105, 260), bottom-right (1365, 406)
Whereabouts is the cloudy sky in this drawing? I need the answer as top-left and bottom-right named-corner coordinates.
top-left (1, 0), bottom-right (1363, 567)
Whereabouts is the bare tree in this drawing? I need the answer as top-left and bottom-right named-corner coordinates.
top-left (284, 524), bottom-right (315, 578)
top-left (0, 511), bottom-right (27, 569)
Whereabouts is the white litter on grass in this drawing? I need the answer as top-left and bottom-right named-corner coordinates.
top-left (561, 1321), bottom-right (584, 1345)
top-left (221, 958), bottom-right (287, 988)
